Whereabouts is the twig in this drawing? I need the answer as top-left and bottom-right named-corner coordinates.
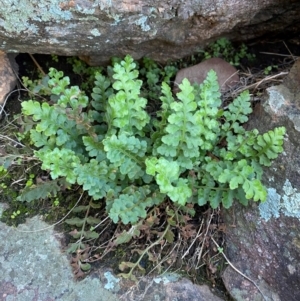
top-left (148, 239), bottom-right (181, 275)
top-left (211, 236), bottom-right (267, 301)
top-left (282, 41), bottom-right (297, 62)
top-left (196, 211), bottom-right (214, 268)
top-left (181, 218), bottom-right (204, 259)
top-left (90, 216), bottom-right (110, 231)
top-left (120, 222), bottom-right (172, 280)
top-left (236, 71), bottom-right (288, 93)
top-left (15, 192), bottom-right (84, 233)
top-left (29, 53), bottom-right (46, 76)
top-left (259, 51), bottom-right (298, 59)
top-left (0, 133), bottom-right (25, 147)
top-left (0, 88), bottom-right (19, 117)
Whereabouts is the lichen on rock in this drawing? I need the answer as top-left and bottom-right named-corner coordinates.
top-left (282, 179), bottom-right (300, 218)
top-left (259, 179), bottom-right (300, 221)
top-left (0, 0), bottom-right (73, 34)
top-left (259, 187), bottom-right (281, 221)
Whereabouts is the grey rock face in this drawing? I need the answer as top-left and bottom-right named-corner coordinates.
top-left (0, 213), bottom-right (119, 301)
top-left (0, 1), bottom-right (300, 64)
top-left (222, 60), bottom-right (300, 301)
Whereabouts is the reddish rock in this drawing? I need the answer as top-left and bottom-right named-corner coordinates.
top-left (174, 58), bottom-right (239, 92)
top-left (222, 60), bottom-right (300, 301)
top-left (0, 51), bottom-right (17, 110)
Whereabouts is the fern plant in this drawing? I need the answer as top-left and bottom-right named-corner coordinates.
top-left (20, 55), bottom-right (285, 225)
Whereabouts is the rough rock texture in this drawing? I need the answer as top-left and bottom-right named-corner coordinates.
top-left (119, 277), bottom-right (225, 301)
top-left (0, 203), bottom-right (225, 301)
top-left (174, 58), bottom-right (239, 92)
top-left (222, 60), bottom-right (300, 301)
top-left (164, 279), bottom-right (225, 301)
top-left (0, 1), bottom-right (300, 65)
top-left (0, 51), bottom-right (17, 109)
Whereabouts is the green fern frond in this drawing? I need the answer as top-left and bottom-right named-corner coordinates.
top-left (109, 186), bottom-right (163, 224)
top-left (108, 55), bottom-right (150, 135)
top-left (35, 148), bottom-right (80, 184)
top-left (74, 160), bottom-right (113, 199)
top-left (19, 55), bottom-right (286, 227)
top-left (103, 133), bottom-right (147, 180)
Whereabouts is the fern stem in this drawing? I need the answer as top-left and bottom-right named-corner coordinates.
top-left (194, 184), bottom-right (229, 192)
top-left (116, 146), bottom-right (145, 168)
top-left (77, 201), bottom-right (91, 250)
top-left (125, 219), bottom-right (172, 278)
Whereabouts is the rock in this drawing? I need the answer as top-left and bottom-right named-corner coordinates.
top-left (0, 51), bottom-right (17, 111)
top-left (0, 1), bottom-right (300, 65)
top-left (0, 203), bottom-right (226, 301)
top-left (222, 60), bottom-right (300, 301)
top-left (0, 212), bottom-right (120, 301)
top-left (118, 275), bottom-right (226, 300)
top-left (164, 279), bottom-right (224, 301)
top-left (174, 58), bottom-right (239, 92)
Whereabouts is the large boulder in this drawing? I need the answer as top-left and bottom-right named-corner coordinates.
top-left (0, 1), bottom-right (300, 64)
top-left (222, 60), bottom-right (300, 300)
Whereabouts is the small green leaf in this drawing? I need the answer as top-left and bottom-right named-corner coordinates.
top-left (229, 175), bottom-right (244, 190)
top-left (114, 225), bottom-right (141, 245)
top-left (222, 189), bottom-right (234, 209)
top-left (66, 243), bottom-right (81, 253)
top-left (86, 216), bottom-right (101, 225)
top-left (83, 231), bottom-right (99, 239)
top-left (165, 229), bottom-right (175, 243)
top-left (118, 261), bottom-right (136, 271)
top-left (65, 217), bottom-right (85, 227)
top-left (80, 263), bottom-right (91, 271)
top-left (72, 205), bottom-right (89, 213)
top-left (89, 201), bottom-right (101, 209)
top-left (210, 190), bottom-right (222, 208)
top-left (114, 231), bottom-right (134, 245)
top-left (17, 180), bottom-right (60, 202)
